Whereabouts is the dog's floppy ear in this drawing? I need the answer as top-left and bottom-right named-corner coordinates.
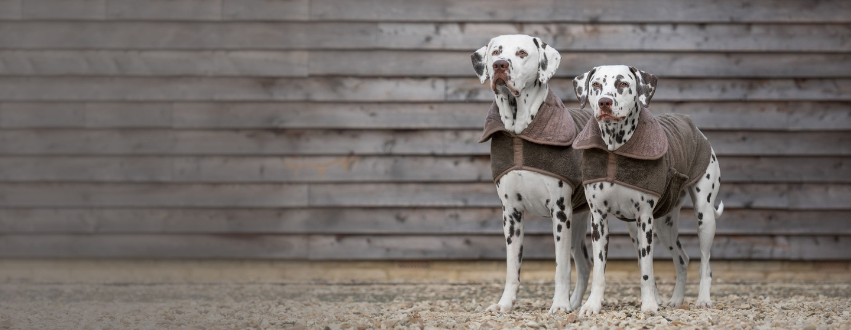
top-left (470, 41), bottom-right (492, 84)
top-left (534, 37), bottom-right (560, 85)
top-left (573, 67), bottom-right (596, 109)
top-left (629, 66), bottom-right (658, 108)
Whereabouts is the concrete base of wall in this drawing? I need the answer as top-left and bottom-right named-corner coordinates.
top-left (1, 259), bottom-right (849, 284)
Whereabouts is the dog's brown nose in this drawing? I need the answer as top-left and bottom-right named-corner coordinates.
top-left (598, 97), bottom-right (613, 109)
top-left (493, 60), bottom-right (509, 72)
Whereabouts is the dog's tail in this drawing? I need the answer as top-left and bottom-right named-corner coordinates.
top-left (714, 200), bottom-right (724, 219)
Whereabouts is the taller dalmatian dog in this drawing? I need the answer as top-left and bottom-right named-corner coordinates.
top-left (471, 35), bottom-right (593, 314)
top-left (571, 65), bottom-right (724, 315)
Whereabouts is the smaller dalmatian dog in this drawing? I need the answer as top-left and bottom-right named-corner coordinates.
top-left (471, 35), bottom-right (593, 314)
top-left (571, 65), bottom-right (724, 315)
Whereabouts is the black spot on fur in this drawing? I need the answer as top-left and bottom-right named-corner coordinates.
top-left (507, 237), bottom-right (512, 245)
top-left (676, 240), bottom-right (682, 249)
top-left (646, 230), bottom-right (652, 244)
top-left (565, 220), bottom-right (570, 229)
top-left (707, 193), bottom-right (712, 203)
top-left (558, 180), bottom-right (563, 187)
top-left (698, 212), bottom-right (704, 220)
top-left (539, 53), bottom-right (548, 71)
top-left (679, 256), bottom-right (685, 265)
top-left (706, 173), bottom-right (711, 179)
top-left (532, 38), bottom-right (540, 48)
top-left (648, 200), bottom-right (654, 208)
top-left (599, 251), bottom-right (604, 261)
top-left (519, 245), bottom-right (523, 262)
top-left (591, 222), bottom-right (600, 241)
top-left (669, 246), bottom-right (673, 250)
top-left (557, 224), bottom-right (562, 232)
top-left (511, 208), bottom-right (522, 223)
top-left (696, 187), bottom-right (701, 192)
top-left (556, 236), bottom-right (561, 242)
top-left (557, 211), bottom-right (567, 222)
top-left (516, 193), bottom-right (522, 201)
top-left (556, 197), bottom-right (566, 211)
top-left (643, 275), bottom-right (649, 281)
top-left (471, 52), bottom-right (485, 77)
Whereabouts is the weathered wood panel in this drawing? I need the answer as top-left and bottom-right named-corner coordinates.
top-left (0, 183), bottom-right (308, 207)
top-left (4, 51), bottom-right (850, 78)
top-left (0, 234), bottom-right (308, 258)
top-left (306, 234), bottom-right (851, 260)
top-left (4, 101), bottom-right (849, 131)
top-left (0, 51), bottom-right (309, 77)
top-left (309, 0), bottom-right (851, 23)
top-left (0, 183), bottom-right (846, 209)
top-left (0, 156), bottom-right (846, 183)
top-left (106, 0), bottom-right (223, 20)
top-left (2, 77), bottom-right (849, 102)
top-left (1, 208), bottom-right (846, 236)
top-left (1, 129), bottom-right (846, 156)
top-left (0, 0), bottom-right (21, 19)
top-left (20, 0), bottom-right (105, 20)
top-left (0, 233), bottom-right (846, 260)
top-left (1, 22), bottom-right (848, 51)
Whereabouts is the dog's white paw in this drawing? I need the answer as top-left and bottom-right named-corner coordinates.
top-left (486, 302), bottom-right (514, 313)
top-left (641, 300), bottom-right (659, 313)
top-left (548, 299), bottom-right (572, 314)
top-left (694, 299), bottom-right (713, 309)
top-left (578, 301), bottom-right (602, 316)
top-left (664, 296), bottom-right (684, 308)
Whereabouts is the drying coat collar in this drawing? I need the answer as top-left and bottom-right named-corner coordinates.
top-left (572, 106), bottom-right (669, 160)
top-left (479, 89), bottom-right (579, 146)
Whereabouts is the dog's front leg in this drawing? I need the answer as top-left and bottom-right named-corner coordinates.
top-left (549, 195), bottom-right (573, 313)
top-left (487, 202), bottom-right (525, 313)
top-left (579, 205), bottom-right (608, 316)
top-left (635, 200), bottom-right (660, 313)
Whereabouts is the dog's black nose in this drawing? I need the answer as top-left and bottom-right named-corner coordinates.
top-left (493, 60), bottom-right (509, 72)
top-left (598, 97), bottom-right (613, 109)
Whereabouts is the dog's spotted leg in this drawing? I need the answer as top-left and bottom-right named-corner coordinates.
top-left (549, 187), bottom-right (574, 314)
top-left (635, 197), bottom-right (660, 313)
top-left (627, 221), bottom-right (662, 305)
top-left (569, 211), bottom-right (591, 310)
top-left (689, 148), bottom-right (723, 308)
top-left (488, 188), bottom-right (525, 313)
top-left (579, 190), bottom-right (608, 316)
top-left (654, 192), bottom-right (689, 308)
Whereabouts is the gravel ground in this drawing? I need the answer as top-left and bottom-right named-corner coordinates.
top-left (1, 281), bottom-right (849, 330)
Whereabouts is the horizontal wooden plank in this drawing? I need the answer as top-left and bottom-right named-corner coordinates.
top-left (309, 0), bottom-right (851, 23)
top-left (0, 233), bottom-right (846, 260)
top-left (0, 0), bottom-right (21, 20)
top-left (0, 129), bottom-right (847, 156)
top-left (0, 234), bottom-right (307, 258)
top-left (3, 101), bottom-right (849, 131)
top-left (308, 51), bottom-right (851, 78)
top-left (0, 183), bottom-right (308, 207)
top-left (1, 22), bottom-right (848, 52)
top-left (4, 51), bottom-right (851, 78)
top-left (0, 156), bottom-right (845, 183)
top-left (21, 0), bottom-right (105, 20)
top-left (106, 0), bottom-right (221, 20)
top-left (2, 77), bottom-right (849, 102)
top-left (2, 208), bottom-right (848, 236)
top-left (0, 183), bottom-right (845, 209)
top-left (0, 51), bottom-right (308, 77)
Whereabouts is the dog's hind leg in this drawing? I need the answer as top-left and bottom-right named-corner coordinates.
top-left (487, 178), bottom-right (525, 313)
top-left (549, 184), bottom-right (575, 314)
top-left (689, 148), bottom-right (723, 309)
top-left (569, 211), bottom-right (591, 310)
top-left (654, 192), bottom-right (688, 308)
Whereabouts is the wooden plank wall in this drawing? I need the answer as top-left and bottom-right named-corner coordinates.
top-left (0, 0), bottom-right (849, 260)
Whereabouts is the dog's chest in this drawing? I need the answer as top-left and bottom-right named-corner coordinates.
top-left (584, 182), bottom-right (657, 221)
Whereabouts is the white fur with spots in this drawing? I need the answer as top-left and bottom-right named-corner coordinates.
top-left (471, 35), bottom-right (590, 314)
top-left (573, 65), bottom-right (724, 315)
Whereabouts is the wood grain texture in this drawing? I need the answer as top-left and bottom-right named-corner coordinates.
top-left (5, 51), bottom-right (850, 78)
top-left (0, 156), bottom-right (845, 183)
top-left (0, 0), bottom-right (21, 19)
top-left (3, 102), bottom-right (849, 131)
top-left (106, 0), bottom-right (222, 20)
top-left (1, 22), bottom-right (848, 51)
top-left (0, 183), bottom-right (845, 209)
top-left (2, 77), bottom-right (848, 102)
top-left (0, 51), bottom-right (309, 77)
top-left (0, 129), bottom-right (846, 156)
top-left (21, 0), bottom-right (105, 19)
top-left (0, 234), bottom-right (308, 258)
top-left (1, 208), bottom-right (847, 236)
top-left (0, 233), bottom-right (846, 260)
top-left (309, 0), bottom-right (851, 23)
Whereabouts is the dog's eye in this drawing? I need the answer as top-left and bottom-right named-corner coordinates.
top-left (517, 50), bottom-right (528, 57)
top-left (592, 82), bottom-right (601, 88)
top-left (619, 82), bottom-right (629, 88)
top-left (492, 49), bottom-right (501, 56)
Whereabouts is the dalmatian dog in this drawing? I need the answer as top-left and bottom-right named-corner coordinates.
top-left (470, 34), bottom-right (592, 314)
top-left (572, 65), bottom-right (724, 315)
